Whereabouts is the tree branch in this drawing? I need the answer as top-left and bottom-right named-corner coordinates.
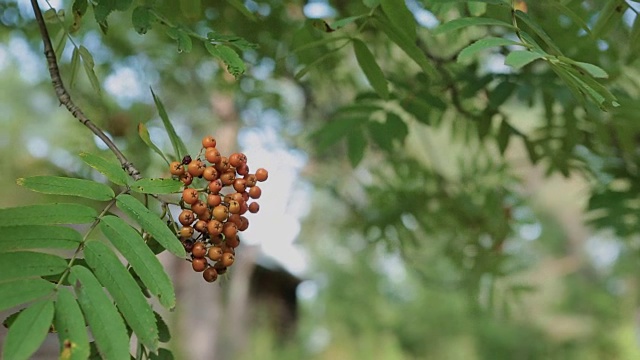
top-left (30, 0), bottom-right (142, 180)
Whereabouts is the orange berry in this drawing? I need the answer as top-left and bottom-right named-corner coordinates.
top-left (191, 200), bottom-right (208, 215)
top-left (226, 235), bottom-right (240, 248)
top-left (203, 166), bottom-right (219, 181)
top-left (238, 216), bottom-right (249, 231)
top-left (212, 205), bottom-right (229, 222)
top-left (244, 174), bottom-right (257, 187)
top-left (228, 200), bottom-right (241, 214)
top-left (220, 252), bottom-right (235, 267)
top-left (203, 267), bottom-right (218, 282)
top-left (222, 221), bottom-right (238, 239)
top-left (192, 241), bottom-right (207, 258)
top-left (205, 148), bottom-right (221, 164)
top-left (207, 246), bottom-right (223, 261)
top-left (187, 159), bottom-right (206, 177)
top-left (207, 194), bottom-right (222, 207)
top-left (194, 220), bottom-right (208, 234)
top-left (220, 171), bottom-right (235, 186)
top-left (207, 219), bottom-right (223, 236)
top-left (202, 135), bottom-right (217, 149)
top-left (179, 173), bottom-right (193, 186)
top-left (169, 161), bottom-right (185, 176)
top-left (248, 202), bottom-right (260, 213)
top-left (182, 188), bottom-right (199, 205)
top-left (179, 226), bottom-right (194, 238)
top-left (208, 179), bottom-right (223, 194)
top-left (248, 186), bottom-right (261, 199)
top-left (255, 168), bottom-right (268, 182)
top-left (192, 258), bottom-right (207, 272)
top-left (178, 209), bottom-right (196, 226)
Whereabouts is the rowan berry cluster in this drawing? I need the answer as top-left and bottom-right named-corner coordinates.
top-left (169, 135), bottom-right (268, 283)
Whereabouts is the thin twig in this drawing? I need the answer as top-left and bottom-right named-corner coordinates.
top-left (30, 0), bottom-right (142, 180)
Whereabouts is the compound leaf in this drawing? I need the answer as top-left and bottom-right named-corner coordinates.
top-left (17, 176), bottom-right (114, 201)
top-left (2, 299), bottom-right (55, 360)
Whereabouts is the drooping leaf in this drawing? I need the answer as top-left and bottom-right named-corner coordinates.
top-left (431, 17), bottom-right (514, 35)
top-left (0, 252), bottom-right (67, 282)
top-left (457, 37), bottom-right (523, 63)
top-left (0, 225), bottom-right (81, 251)
top-left (2, 299), bottom-right (55, 360)
top-left (55, 288), bottom-right (91, 360)
top-left (78, 45), bottom-right (101, 93)
top-left (347, 129), bottom-right (367, 167)
top-left (17, 176), bottom-right (114, 201)
top-left (137, 123), bottom-right (170, 165)
top-left (100, 215), bottom-right (176, 309)
top-left (131, 178), bottom-right (183, 194)
top-left (154, 312), bottom-right (171, 343)
top-left (0, 278), bottom-right (55, 312)
top-left (504, 50), bottom-right (546, 69)
top-left (380, 0), bottom-right (416, 41)
top-left (352, 39), bottom-right (389, 99)
top-left (166, 27), bottom-right (193, 53)
top-left (373, 14), bottom-right (438, 79)
top-left (132, 6), bottom-right (154, 34)
top-left (515, 10), bottom-right (563, 55)
top-left (79, 152), bottom-right (130, 186)
top-left (205, 43), bottom-right (246, 78)
top-left (497, 119), bottom-right (512, 154)
top-left (70, 265), bottom-right (130, 360)
top-left (0, 203), bottom-right (97, 226)
top-left (591, 0), bottom-right (627, 39)
top-left (84, 241), bottom-right (159, 351)
top-left (115, 194), bottom-right (186, 257)
top-left (69, 47), bottom-right (81, 87)
top-left (150, 88), bottom-right (189, 162)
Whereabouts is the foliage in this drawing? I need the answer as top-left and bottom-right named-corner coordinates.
top-left (1, 0), bottom-right (640, 358)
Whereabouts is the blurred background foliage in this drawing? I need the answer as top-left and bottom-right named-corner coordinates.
top-left (2, 0), bottom-right (640, 358)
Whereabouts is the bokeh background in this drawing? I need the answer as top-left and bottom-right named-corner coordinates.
top-left (2, 0), bottom-right (640, 359)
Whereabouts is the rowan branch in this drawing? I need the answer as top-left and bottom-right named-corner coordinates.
top-left (30, 0), bottom-right (142, 180)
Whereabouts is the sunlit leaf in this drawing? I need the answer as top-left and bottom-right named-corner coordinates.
top-left (131, 178), bottom-right (183, 194)
top-left (115, 194), bottom-right (186, 257)
top-left (55, 288), bottom-right (91, 360)
top-left (100, 215), bottom-right (176, 309)
top-left (457, 37), bottom-right (523, 63)
top-left (137, 123), bottom-right (170, 165)
top-left (150, 88), bottom-right (189, 162)
top-left (17, 176), bottom-right (114, 201)
top-left (0, 252), bottom-right (67, 282)
top-left (504, 50), bottom-right (545, 69)
top-left (0, 203), bottom-right (97, 226)
top-left (352, 39), bottom-right (389, 99)
top-left (70, 266), bottom-right (130, 360)
top-left (2, 299), bottom-right (55, 360)
top-left (205, 43), bottom-right (246, 78)
top-left (0, 278), bottom-right (55, 312)
top-left (84, 241), bottom-right (159, 351)
top-left (0, 225), bottom-right (81, 251)
top-left (79, 152), bottom-right (130, 186)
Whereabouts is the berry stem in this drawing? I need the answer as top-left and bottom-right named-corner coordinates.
top-left (29, 0), bottom-right (142, 181)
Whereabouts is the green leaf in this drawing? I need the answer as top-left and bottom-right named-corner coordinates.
top-left (205, 43), bottom-right (246, 78)
top-left (592, 0), bottom-right (627, 39)
top-left (558, 56), bottom-right (609, 79)
top-left (312, 117), bottom-right (368, 151)
top-left (380, 0), bottom-right (416, 41)
top-left (504, 50), bottom-right (545, 69)
top-left (78, 45), bottom-right (101, 93)
top-left (368, 112), bottom-right (409, 151)
top-left (155, 312), bottom-right (171, 343)
top-left (132, 6), bottom-right (154, 34)
top-left (331, 15), bottom-right (367, 29)
top-left (352, 39), bottom-right (389, 99)
top-left (2, 299), bottom-right (55, 360)
top-left (0, 278), bottom-right (55, 312)
top-left (93, 0), bottom-right (115, 25)
top-left (226, 0), bottom-right (256, 21)
top-left (54, 29), bottom-right (68, 59)
top-left (149, 348), bottom-right (175, 360)
top-left (69, 47), bottom-right (81, 87)
top-left (70, 266), bottom-right (130, 360)
top-left (497, 119), bottom-right (512, 154)
top-left (515, 11), bottom-right (563, 55)
top-left (115, 0), bottom-right (132, 11)
top-left (431, 17), bottom-right (514, 35)
top-left (0, 252), bottom-right (67, 282)
top-left (457, 37), bottom-right (523, 63)
top-left (631, 13), bottom-right (640, 57)
top-left (347, 129), bottom-right (367, 167)
top-left (116, 194), bottom-right (186, 257)
top-left (373, 14), bottom-right (438, 79)
top-left (131, 178), bottom-right (183, 194)
top-left (84, 241), bottom-right (159, 351)
top-left (17, 176), bottom-right (114, 201)
top-left (548, 1), bottom-right (592, 37)
top-left (166, 28), bottom-right (193, 53)
top-left (150, 88), bottom-right (189, 162)
top-left (55, 288), bottom-right (91, 360)
top-left (73, 0), bottom-right (88, 16)
top-left (80, 152), bottom-right (130, 186)
top-left (0, 203), bottom-right (97, 226)
top-left (0, 225), bottom-right (82, 251)
top-left (488, 81), bottom-right (517, 109)
top-left (137, 122), bottom-right (170, 165)
top-left (100, 216), bottom-right (176, 310)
